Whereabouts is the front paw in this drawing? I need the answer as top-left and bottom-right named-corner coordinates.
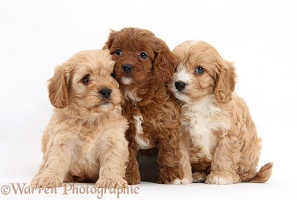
top-left (205, 171), bottom-right (235, 185)
top-left (31, 173), bottom-right (63, 188)
top-left (158, 168), bottom-right (183, 184)
top-left (172, 178), bottom-right (192, 185)
top-left (96, 176), bottom-right (127, 189)
top-left (125, 170), bottom-right (140, 185)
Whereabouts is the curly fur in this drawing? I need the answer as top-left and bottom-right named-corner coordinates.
top-left (170, 40), bottom-right (273, 184)
top-left (31, 50), bottom-right (129, 188)
top-left (104, 27), bottom-right (192, 184)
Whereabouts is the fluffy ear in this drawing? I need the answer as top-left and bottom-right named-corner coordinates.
top-left (48, 65), bottom-right (70, 109)
top-left (153, 38), bottom-right (178, 83)
top-left (102, 29), bottom-right (117, 50)
top-left (214, 59), bottom-right (236, 104)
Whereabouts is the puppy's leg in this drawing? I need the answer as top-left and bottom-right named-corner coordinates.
top-left (124, 147), bottom-right (141, 185)
top-left (32, 132), bottom-right (50, 179)
top-left (205, 135), bottom-right (241, 185)
top-left (190, 146), bottom-right (211, 183)
top-left (31, 143), bottom-right (72, 188)
top-left (157, 134), bottom-right (184, 184)
top-left (175, 133), bottom-right (192, 184)
top-left (96, 133), bottom-right (129, 189)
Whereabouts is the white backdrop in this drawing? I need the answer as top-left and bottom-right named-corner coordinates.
top-left (1, 0), bottom-right (297, 199)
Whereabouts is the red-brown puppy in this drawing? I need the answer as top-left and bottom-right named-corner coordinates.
top-left (104, 28), bottom-right (192, 184)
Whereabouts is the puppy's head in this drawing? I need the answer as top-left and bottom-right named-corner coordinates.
top-left (48, 49), bottom-right (122, 113)
top-left (104, 27), bottom-right (177, 88)
top-left (170, 40), bottom-right (236, 104)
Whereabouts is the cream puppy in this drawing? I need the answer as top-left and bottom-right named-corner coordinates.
top-left (170, 40), bottom-right (273, 184)
top-left (31, 50), bottom-right (128, 188)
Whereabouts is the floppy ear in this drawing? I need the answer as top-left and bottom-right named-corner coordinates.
top-left (153, 38), bottom-right (178, 82)
top-left (48, 64), bottom-right (70, 109)
top-left (102, 29), bottom-right (117, 50)
top-left (214, 59), bottom-right (236, 104)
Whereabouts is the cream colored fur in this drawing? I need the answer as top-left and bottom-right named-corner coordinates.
top-left (31, 50), bottom-right (129, 188)
top-left (170, 40), bottom-right (273, 184)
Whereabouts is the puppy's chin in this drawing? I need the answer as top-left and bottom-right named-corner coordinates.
top-left (98, 103), bottom-right (116, 112)
top-left (121, 77), bottom-right (132, 85)
top-left (88, 102), bottom-right (116, 113)
top-left (173, 92), bottom-right (192, 103)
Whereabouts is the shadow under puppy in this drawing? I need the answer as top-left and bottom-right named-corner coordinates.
top-left (31, 50), bottom-right (129, 188)
top-left (170, 40), bottom-right (273, 184)
top-left (104, 27), bottom-right (192, 184)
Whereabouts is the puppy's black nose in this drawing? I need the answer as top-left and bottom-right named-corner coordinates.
top-left (122, 63), bottom-right (133, 74)
top-left (175, 81), bottom-right (186, 91)
top-left (99, 88), bottom-right (112, 99)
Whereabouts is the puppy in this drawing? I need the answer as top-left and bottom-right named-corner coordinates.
top-left (104, 27), bottom-right (192, 184)
top-left (31, 50), bottom-right (129, 188)
top-left (170, 40), bottom-right (273, 184)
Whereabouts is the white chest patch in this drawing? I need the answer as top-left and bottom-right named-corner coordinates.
top-left (134, 114), bottom-right (143, 134)
top-left (182, 95), bottom-right (230, 160)
top-left (124, 88), bottom-right (141, 102)
top-left (133, 114), bottom-right (151, 149)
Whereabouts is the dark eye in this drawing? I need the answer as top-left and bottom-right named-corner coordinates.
top-left (114, 48), bottom-right (122, 56)
top-left (82, 75), bottom-right (90, 84)
top-left (140, 52), bottom-right (148, 59)
top-left (195, 66), bottom-right (204, 75)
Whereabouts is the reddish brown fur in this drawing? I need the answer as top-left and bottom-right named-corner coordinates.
top-left (190, 146), bottom-right (211, 182)
top-left (104, 28), bottom-right (191, 184)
